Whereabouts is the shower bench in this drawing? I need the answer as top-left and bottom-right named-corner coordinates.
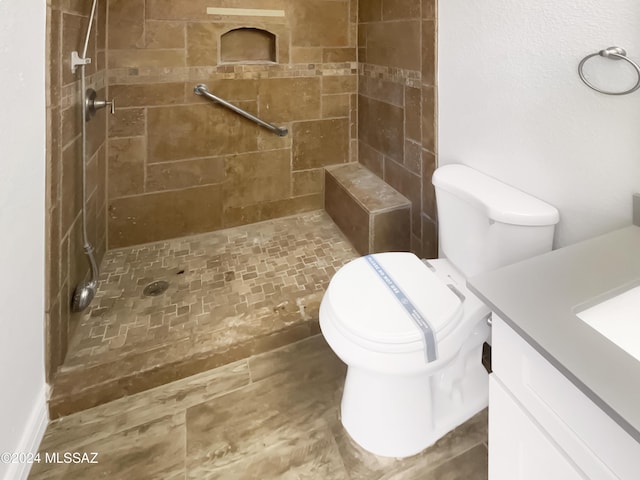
top-left (324, 163), bottom-right (411, 255)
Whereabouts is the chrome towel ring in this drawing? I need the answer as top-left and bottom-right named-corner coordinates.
top-left (578, 46), bottom-right (640, 96)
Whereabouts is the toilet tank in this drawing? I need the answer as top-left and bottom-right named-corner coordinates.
top-left (432, 164), bottom-right (560, 278)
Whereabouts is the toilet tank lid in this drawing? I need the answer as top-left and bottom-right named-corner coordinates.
top-left (432, 164), bottom-right (560, 226)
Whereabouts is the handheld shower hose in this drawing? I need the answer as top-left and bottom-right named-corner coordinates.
top-left (71, 0), bottom-right (100, 313)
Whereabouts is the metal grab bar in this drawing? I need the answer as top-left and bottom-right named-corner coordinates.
top-left (193, 84), bottom-right (289, 137)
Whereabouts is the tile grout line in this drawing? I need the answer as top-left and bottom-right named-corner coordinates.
top-left (422, 440), bottom-right (489, 477)
top-left (247, 356), bottom-right (254, 385)
top-left (183, 403), bottom-right (188, 480)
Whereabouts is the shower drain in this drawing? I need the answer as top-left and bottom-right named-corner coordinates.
top-left (143, 280), bottom-right (170, 297)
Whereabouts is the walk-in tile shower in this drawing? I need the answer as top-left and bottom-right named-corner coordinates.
top-left (45, 0), bottom-right (438, 415)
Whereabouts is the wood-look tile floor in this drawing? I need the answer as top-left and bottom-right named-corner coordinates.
top-left (31, 336), bottom-right (488, 480)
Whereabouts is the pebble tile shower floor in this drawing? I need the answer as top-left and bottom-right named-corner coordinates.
top-left (50, 211), bottom-right (358, 417)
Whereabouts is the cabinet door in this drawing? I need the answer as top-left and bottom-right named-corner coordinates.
top-left (492, 316), bottom-right (638, 478)
top-left (489, 376), bottom-right (586, 480)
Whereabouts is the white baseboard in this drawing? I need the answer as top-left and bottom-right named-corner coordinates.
top-left (2, 386), bottom-right (48, 480)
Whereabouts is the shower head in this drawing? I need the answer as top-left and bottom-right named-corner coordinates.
top-left (71, 243), bottom-right (100, 313)
top-left (71, 280), bottom-right (97, 313)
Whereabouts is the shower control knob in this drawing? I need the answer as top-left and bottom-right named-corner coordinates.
top-left (95, 98), bottom-right (115, 114)
top-left (85, 88), bottom-right (116, 121)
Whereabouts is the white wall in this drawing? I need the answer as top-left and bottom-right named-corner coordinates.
top-left (439, 0), bottom-right (640, 247)
top-left (0, 0), bottom-right (48, 478)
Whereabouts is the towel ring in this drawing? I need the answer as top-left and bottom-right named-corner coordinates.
top-left (578, 46), bottom-right (640, 96)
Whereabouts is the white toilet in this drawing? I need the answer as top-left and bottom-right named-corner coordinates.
top-left (319, 164), bottom-right (560, 458)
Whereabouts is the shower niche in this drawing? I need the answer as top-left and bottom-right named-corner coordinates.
top-left (220, 27), bottom-right (277, 63)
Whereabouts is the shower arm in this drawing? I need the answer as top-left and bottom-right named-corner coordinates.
top-left (194, 84), bottom-right (289, 137)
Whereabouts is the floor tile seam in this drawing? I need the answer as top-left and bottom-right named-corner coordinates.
top-left (421, 440), bottom-right (488, 476)
top-left (38, 410), bottom-right (187, 459)
top-left (182, 406), bottom-right (189, 480)
top-left (245, 334), bottom-right (323, 384)
top-left (324, 418), bottom-right (355, 480)
top-left (179, 377), bottom-right (258, 423)
top-left (247, 357), bottom-right (255, 385)
top-left (48, 363), bottom-right (254, 443)
top-left (50, 359), bottom-right (219, 394)
top-left (183, 418), bottom-right (343, 478)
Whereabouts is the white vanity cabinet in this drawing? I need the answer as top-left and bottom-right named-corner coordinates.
top-left (489, 315), bottom-right (640, 480)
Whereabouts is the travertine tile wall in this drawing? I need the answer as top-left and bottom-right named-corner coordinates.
top-left (46, 0), bottom-right (108, 381)
top-left (358, 0), bottom-right (437, 257)
top-left (106, 0), bottom-right (358, 248)
top-left (44, 0), bottom-right (435, 383)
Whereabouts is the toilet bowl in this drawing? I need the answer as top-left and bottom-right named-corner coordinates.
top-left (319, 164), bottom-right (560, 458)
top-left (320, 253), bottom-right (490, 457)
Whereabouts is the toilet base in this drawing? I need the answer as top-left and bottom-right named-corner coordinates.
top-left (340, 342), bottom-right (488, 458)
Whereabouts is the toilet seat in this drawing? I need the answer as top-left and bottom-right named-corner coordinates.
top-left (324, 252), bottom-right (464, 354)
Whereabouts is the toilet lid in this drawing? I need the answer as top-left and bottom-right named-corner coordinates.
top-left (327, 252), bottom-right (463, 346)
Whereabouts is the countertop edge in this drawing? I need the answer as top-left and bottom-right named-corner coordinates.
top-left (467, 281), bottom-right (640, 444)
